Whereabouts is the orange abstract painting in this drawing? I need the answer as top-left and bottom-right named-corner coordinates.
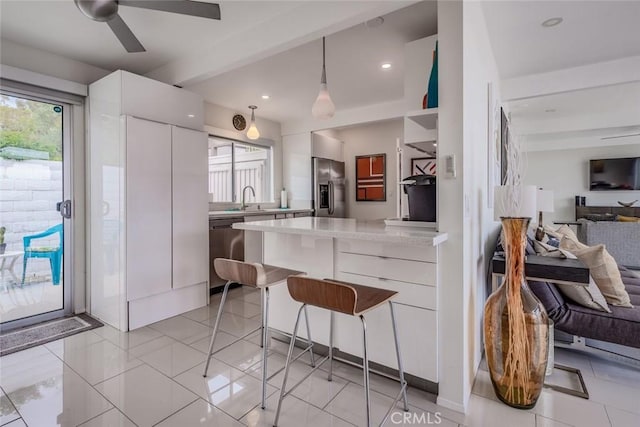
top-left (355, 154), bottom-right (386, 201)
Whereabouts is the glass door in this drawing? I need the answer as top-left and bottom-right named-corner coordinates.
top-left (0, 91), bottom-right (72, 329)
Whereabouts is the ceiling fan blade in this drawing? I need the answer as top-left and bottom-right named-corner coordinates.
top-left (107, 14), bottom-right (146, 52)
top-left (119, 1), bottom-right (221, 20)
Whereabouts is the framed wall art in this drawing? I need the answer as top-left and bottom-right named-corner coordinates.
top-left (356, 154), bottom-right (386, 201)
top-left (411, 157), bottom-right (437, 176)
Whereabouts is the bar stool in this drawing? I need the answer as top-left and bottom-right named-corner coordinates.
top-left (202, 258), bottom-right (316, 409)
top-left (274, 276), bottom-right (409, 427)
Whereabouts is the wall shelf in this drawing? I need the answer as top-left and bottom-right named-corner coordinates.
top-left (406, 108), bottom-right (438, 129)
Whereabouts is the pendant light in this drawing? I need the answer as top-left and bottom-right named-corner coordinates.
top-left (246, 105), bottom-right (260, 140)
top-left (312, 37), bottom-right (335, 119)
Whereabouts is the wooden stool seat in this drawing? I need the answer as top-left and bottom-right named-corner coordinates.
top-left (213, 258), bottom-right (303, 288)
top-left (287, 276), bottom-right (397, 316)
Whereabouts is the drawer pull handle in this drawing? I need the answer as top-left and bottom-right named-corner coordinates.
top-left (378, 277), bottom-right (388, 281)
top-left (378, 256), bottom-right (388, 259)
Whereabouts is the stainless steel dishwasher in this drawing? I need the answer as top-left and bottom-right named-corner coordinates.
top-left (209, 216), bottom-right (244, 291)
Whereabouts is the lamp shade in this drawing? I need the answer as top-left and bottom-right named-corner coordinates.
top-left (312, 83), bottom-right (335, 119)
top-left (246, 105), bottom-right (260, 140)
top-left (494, 185), bottom-right (537, 221)
top-left (536, 189), bottom-right (554, 213)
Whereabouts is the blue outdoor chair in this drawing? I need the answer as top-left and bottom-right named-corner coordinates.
top-left (22, 223), bottom-right (63, 286)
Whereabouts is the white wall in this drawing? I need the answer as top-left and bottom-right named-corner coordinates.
top-left (524, 144), bottom-right (640, 222)
top-left (434, 0), bottom-right (466, 412)
top-left (203, 101), bottom-right (283, 203)
top-left (462, 0), bottom-right (502, 410)
top-left (434, 0), bottom-right (501, 413)
top-left (0, 40), bottom-right (110, 85)
top-left (335, 119), bottom-right (424, 220)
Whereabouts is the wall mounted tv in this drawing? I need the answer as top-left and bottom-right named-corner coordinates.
top-left (590, 157), bottom-right (640, 191)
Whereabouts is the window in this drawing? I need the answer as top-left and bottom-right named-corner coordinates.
top-left (208, 136), bottom-right (272, 203)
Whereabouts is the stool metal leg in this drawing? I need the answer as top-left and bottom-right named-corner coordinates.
top-left (328, 310), bottom-right (334, 381)
top-left (303, 305), bottom-right (316, 368)
top-left (261, 286), bottom-right (270, 409)
top-left (360, 315), bottom-right (371, 427)
top-left (260, 287), bottom-right (265, 348)
top-left (390, 301), bottom-right (409, 411)
top-left (203, 280), bottom-right (231, 377)
top-left (273, 304), bottom-right (306, 427)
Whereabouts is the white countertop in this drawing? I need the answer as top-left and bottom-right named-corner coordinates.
top-left (234, 217), bottom-right (448, 246)
top-left (209, 208), bottom-right (313, 218)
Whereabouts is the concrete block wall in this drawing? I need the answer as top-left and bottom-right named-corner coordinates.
top-left (0, 159), bottom-right (63, 282)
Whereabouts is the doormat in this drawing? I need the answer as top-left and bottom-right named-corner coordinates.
top-left (0, 314), bottom-right (103, 357)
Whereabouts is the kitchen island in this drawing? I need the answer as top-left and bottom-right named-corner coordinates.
top-left (234, 217), bottom-right (447, 392)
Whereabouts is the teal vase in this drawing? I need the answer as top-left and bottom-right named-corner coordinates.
top-left (427, 41), bottom-right (438, 108)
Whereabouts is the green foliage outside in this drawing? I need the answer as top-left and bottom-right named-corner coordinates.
top-left (0, 95), bottom-right (63, 161)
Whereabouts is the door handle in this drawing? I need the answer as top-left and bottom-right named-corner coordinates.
top-left (57, 200), bottom-right (72, 219)
top-left (328, 181), bottom-right (334, 215)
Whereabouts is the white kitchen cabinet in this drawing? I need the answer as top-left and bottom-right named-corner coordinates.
top-left (334, 238), bottom-right (439, 380)
top-left (312, 132), bottom-right (343, 162)
top-left (172, 126), bottom-right (209, 289)
top-left (125, 117), bottom-right (173, 301)
top-left (89, 70), bottom-right (208, 331)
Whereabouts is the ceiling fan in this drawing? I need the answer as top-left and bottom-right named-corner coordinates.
top-left (74, 0), bottom-right (221, 53)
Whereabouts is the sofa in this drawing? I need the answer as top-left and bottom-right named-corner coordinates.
top-left (576, 219), bottom-right (640, 268)
top-left (491, 234), bottom-right (640, 353)
top-left (529, 266), bottom-right (640, 349)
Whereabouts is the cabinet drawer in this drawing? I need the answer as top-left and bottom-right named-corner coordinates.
top-left (336, 272), bottom-right (437, 311)
top-left (337, 239), bottom-right (436, 263)
top-left (336, 252), bottom-right (436, 286)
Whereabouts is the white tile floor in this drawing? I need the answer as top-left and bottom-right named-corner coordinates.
top-left (1, 286), bottom-right (639, 426)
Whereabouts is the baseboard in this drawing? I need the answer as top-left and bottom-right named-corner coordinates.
top-left (435, 396), bottom-right (466, 414)
top-left (269, 329), bottom-right (439, 395)
top-left (209, 282), bottom-right (242, 295)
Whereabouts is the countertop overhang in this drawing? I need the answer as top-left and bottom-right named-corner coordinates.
top-left (234, 217), bottom-right (448, 247)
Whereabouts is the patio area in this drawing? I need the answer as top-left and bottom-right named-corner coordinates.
top-left (0, 276), bottom-right (63, 324)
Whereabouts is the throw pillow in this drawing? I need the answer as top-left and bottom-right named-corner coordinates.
top-left (617, 215), bottom-right (640, 223)
top-left (556, 276), bottom-right (612, 313)
top-left (533, 240), bottom-right (577, 259)
top-left (559, 238), bottom-right (633, 307)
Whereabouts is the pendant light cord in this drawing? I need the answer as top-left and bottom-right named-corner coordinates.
top-left (321, 37), bottom-right (327, 84)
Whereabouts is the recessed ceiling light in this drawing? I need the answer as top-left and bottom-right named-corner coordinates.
top-left (261, 94), bottom-right (270, 100)
top-left (541, 17), bottom-right (563, 28)
top-left (187, 114), bottom-right (195, 118)
top-left (381, 63), bottom-right (392, 70)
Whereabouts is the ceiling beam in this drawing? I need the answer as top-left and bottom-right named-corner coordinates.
top-left (145, 1), bottom-right (415, 87)
top-left (501, 55), bottom-right (640, 101)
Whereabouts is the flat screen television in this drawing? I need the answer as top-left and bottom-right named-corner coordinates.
top-left (589, 157), bottom-right (640, 191)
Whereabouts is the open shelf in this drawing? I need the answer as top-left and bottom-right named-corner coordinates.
top-left (406, 108), bottom-right (438, 129)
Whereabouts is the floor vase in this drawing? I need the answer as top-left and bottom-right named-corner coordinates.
top-left (484, 217), bottom-right (549, 409)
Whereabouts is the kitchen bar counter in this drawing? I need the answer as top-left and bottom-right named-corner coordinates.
top-left (236, 216), bottom-right (447, 393)
top-left (209, 208), bottom-right (313, 218)
top-left (234, 216), bottom-right (448, 246)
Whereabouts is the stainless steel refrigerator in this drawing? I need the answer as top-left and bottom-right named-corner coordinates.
top-left (312, 157), bottom-right (345, 217)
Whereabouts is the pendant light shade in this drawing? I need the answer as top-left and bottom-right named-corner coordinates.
top-left (312, 37), bottom-right (335, 119)
top-left (246, 105), bottom-right (260, 140)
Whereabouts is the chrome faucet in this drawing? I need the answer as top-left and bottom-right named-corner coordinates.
top-left (241, 185), bottom-right (256, 210)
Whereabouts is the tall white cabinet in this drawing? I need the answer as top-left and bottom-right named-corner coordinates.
top-left (89, 70), bottom-right (208, 331)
